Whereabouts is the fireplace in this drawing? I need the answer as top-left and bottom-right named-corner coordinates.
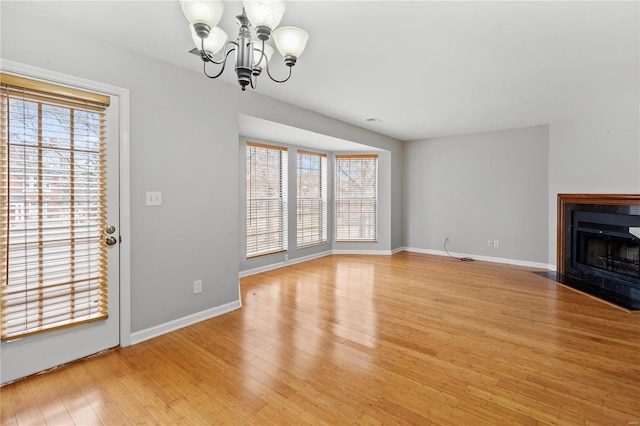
top-left (552, 194), bottom-right (640, 310)
top-left (572, 211), bottom-right (640, 282)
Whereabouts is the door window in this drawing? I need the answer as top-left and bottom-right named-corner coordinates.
top-left (1, 74), bottom-right (110, 340)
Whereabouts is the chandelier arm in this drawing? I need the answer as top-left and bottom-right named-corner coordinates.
top-left (202, 48), bottom-right (235, 79)
top-left (200, 40), bottom-right (238, 65)
top-left (255, 40), bottom-right (267, 71)
top-left (249, 42), bottom-right (259, 90)
top-left (265, 62), bottom-right (293, 84)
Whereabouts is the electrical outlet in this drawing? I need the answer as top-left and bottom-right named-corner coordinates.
top-left (488, 239), bottom-right (493, 247)
top-left (493, 240), bottom-right (500, 248)
top-left (284, 254), bottom-right (289, 262)
top-left (146, 191), bottom-right (162, 206)
top-left (194, 280), bottom-right (202, 294)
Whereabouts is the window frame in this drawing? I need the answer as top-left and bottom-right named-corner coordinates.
top-left (296, 149), bottom-right (327, 248)
top-left (334, 154), bottom-right (378, 243)
top-left (245, 141), bottom-right (288, 258)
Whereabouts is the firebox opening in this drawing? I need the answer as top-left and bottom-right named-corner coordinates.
top-left (572, 211), bottom-right (640, 286)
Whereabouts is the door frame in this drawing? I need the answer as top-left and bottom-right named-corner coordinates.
top-left (1, 59), bottom-right (132, 348)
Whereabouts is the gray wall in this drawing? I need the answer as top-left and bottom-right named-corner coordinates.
top-left (403, 125), bottom-right (550, 264)
top-left (1, 6), bottom-right (402, 335)
top-left (391, 141), bottom-right (405, 250)
top-left (547, 100), bottom-right (640, 267)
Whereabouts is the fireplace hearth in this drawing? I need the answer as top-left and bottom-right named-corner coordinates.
top-left (542, 194), bottom-right (640, 311)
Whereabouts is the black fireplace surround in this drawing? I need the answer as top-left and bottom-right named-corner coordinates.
top-left (552, 196), bottom-right (640, 310)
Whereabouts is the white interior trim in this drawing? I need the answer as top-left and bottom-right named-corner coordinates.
top-left (402, 247), bottom-right (554, 270)
top-left (130, 301), bottom-right (242, 345)
top-left (332, 249), bottom-right (395, 256)
top-left (240, 250), bottom-right (333, 278)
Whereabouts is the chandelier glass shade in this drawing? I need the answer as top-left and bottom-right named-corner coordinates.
top-left (272, 27), bottom-right (309, 58)
top-left (181, 0), bottom-right (224, 28)
top-left (190, 25), bottom-right (227, 55)
top-left (243, 1), bottom-right (286, 31)
top-left (179, 0), bottom-right (309, 91)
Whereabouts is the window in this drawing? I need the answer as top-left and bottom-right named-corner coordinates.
top-left (1, 74), bottom-right (110, 340)
top-left (335, 154), bottom-right (378, 241)
top-left (297, 150), bottom-right (327, 247)
top-left (246, 142), bottom-right (288, 257)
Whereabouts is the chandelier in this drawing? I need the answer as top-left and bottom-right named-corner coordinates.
top-left (180, 0), bottom-right (309, 91)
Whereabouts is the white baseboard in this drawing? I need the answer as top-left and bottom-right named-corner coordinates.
top-left (239, 250), bottom-right (333, 278)
top-left (130, 300), bottom-right (242, 345)
top-left (401, 247), bottom-right (554, 270)
top-left (331, 249), bottom-right (395, 255)
top-left (240, 248), bottom-right (408, 278)
top-left (240, 246), bottom-right (553, 280)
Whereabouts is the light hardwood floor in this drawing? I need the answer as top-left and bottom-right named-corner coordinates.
top-left (1, 252), bottom-right (639, 425)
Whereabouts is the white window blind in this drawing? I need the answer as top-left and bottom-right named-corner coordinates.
top-left (1, 73), bottom-right (110, 340)
top-left (297, 150), bottom-right (327, 248)
top-left (246, 142), bottom-right (288, 258)
top-left (335, 154), bottom-right (378, 241)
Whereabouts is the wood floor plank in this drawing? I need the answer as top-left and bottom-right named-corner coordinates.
top-left (2, 252), bottom-right (639, 425)
top-left (27, 374), bottom-right (68, 421)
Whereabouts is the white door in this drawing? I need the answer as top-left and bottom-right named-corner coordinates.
top-left (0, 74), bottom-right (120, 385)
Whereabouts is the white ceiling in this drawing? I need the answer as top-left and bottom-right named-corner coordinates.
top-left (3, 1), bottom-right (638, 142)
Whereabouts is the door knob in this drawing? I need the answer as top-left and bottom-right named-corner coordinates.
top-left (105, 236), bottom-right (117, 246)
